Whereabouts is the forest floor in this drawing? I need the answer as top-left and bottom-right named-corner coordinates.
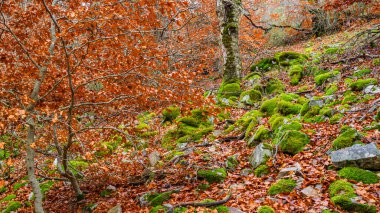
top-left (1, 20), bottom-right (380, 213)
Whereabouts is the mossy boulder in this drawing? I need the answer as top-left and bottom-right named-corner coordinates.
top-left (288, 65), bottom-right (303, 85)
top-left (218, 82), bottom-right (241, 98)
top-left (276, 101), bottom-right (302, 116)
top-left (162, 106), bottom-right (180, 123)
top-left (268, 179), bottom-right (297, 195)
top-left (240, 89), bottom-right (262, 105)
top-left (353, 69), bottom-right (372, 77)
top-left (257, 205), bottom-right (275, 213)
top-left (325, 83), bottom-right (338, 95)
top-left (349, 78), bottom-right (378, 91)
top-left (332, 127), bottom-right (360, 150)
top-left (145, 191), bottom-right (174, 207)
top-left (329, 180), bottom-right (355, 198)
top-left (330, 113), bottom-right (344, 124)
top-left (197, 168), bottom-right (227, 183)
top-left (226, 155), bottom-right (239, 171)
top-left (264, 78), bottom-right (285, 94)
top-left (279, 130), bottom-right (310, 155)
top-left (250, 57), bottom-right (278, 72)
top-left (252, 125), bottom-right (271, 142)
top-left (338, 167), bottom-right (379, 184)
top-left (315, 70), bottom-right (340, 86)
top-left (269, 115), bottom-right (285, 131)
top-left (331, 195), bottom-right (377, 213)
top-left (254, 165), bottom-right (270, 177)
top-left (260, 98), bottom-right (278, 116)
top-left (274, 51), bottom-right (308, 66)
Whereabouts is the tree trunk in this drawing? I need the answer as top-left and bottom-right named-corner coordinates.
top-left (217, 0), bottom-right (242, 84)
top-left (26, 118), bottom-right (44, 213)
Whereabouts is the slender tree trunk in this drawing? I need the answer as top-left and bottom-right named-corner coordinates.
top-left (217, 0), bottom-right (242, 84)
top-left (26, 117), bottom-right (44, 213)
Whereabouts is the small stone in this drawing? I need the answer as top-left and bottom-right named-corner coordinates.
top-left (330, 142), bottom-right (380, 170)
top-left (249, 143), bottom-right (272, 169)
top-left (106, 185), bottom-right (116, 192)
top-left (107, 204), bottom-right (122, 213)
top-left (277, 162), bottom-right (302, 179)
top-left (228, 207), bottom-right (245, 213)
top-left (309, 98), bottom-right (324, 108)
top-left (301, 186), bottom-right (320, 198)
top-left (364, 85), bottom-right (380, 94)
top-left (148, 151), bottom-right (160, 166)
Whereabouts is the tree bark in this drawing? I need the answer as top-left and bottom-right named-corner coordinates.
top-left (217, 0), bottom-right (242, 84)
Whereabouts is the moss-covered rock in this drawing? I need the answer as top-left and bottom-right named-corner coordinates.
top-left (145, 191), bottom-right (173, 206)
top-left (289, 65), bottom-right (303, 85)
top-left (332, 127), bottom-right (360, 150)
top-left (268, 179), bottom-right (297, 195)
top-left (260, 98), bottom-right (278, 116)
top-left (279, 130), bottom-right (310, 155)
top-left (315, 70), bottom-right (340, 86)
top-left (325, 83), bottom-right (338, 95)
top-left (338, 167), bottom-right (379, 184)
top-left (254, 165), bottom-right (270, 177)
top-left (329, 180), bottom-right (355, 198)
top-left (218, 82), bottom-right (242, 98)
top-left (269, 115), bottom-right (285, 131)
top-left (349, 78), bottom-right (378, 91)
top-left (331, 195), bottom-right (377, 213)
top-left (240, 89), bottom-right (262, 105)
top-left (252, 125), bottom-right (271, 142)
top-left (330, 113), bottom-right (344, 124)
top-left (250, 57), bottom-right (278, 72)
top-left (3, 201), bottom-right (22, 213)
top-left (162, 106), bottom-right (180, 123)
top-left (215, 205), bottom-right (229, 212)
top-left (274, 51), bottom-right (308, 66)
top-left (0, 194), bottom-right (16, 203)
top-left (265, 78), bottom-right (285, 94)
top-left (324, 47), bottom-right (341, 55)
top-left (276, 101), bottom-right (302, 116)
top-left (353, 69), bottom-right (372, 77)
top-left (197, 168), bottom-right (227, 183)
top-left (149, 205), bottom-right (167, 213)
top-left (257, 205), bottom-right (275, 213)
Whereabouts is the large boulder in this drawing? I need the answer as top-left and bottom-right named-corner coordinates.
top-left (330, 143), bottom-right (380, 170)
top-left (249, 143), bottom-right (273, 168)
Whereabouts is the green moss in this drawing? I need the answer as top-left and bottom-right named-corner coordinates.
top-left (162, 106), bottom-right (180, 122)
top-left (315, 70), bottom-right (340, 86)
top-left (279, 130), bottom-right (310, 155)
top-left (268, 179), bottom-right (297, 195)
top-left (278, 93), bottom-right (300, 102)
top-left (177, 116), bottom-right (199, 127)
top-left (304, 106), bottom-right (321, 119)
top-left (353, 69), bottom-right (372, 77)
top-left (100, 189), bottom-right (113, 197)
top-left (260, 98), bottom-right (278, 116)
top-left (324, 47), bottom-right (341, 54)
top-left (332, 127), bottom-right (359, 150)
top-left (320, 107), bottom-right (333, 117)
top-left (350, 78), bottom-right (378, 91)
top-left (218, 83), bottom-right (241, 98)
top-left (376, 109), bottom-right (380, 121)
top-left (215, 205), bottom-right (229, 212)
top-left (13, 182), bottom-right (27, 191)
top-left (0, 194), bottom-right (16, 203)
top-left (276, 101), bottom-right (301, 116)
top-left (149, 205), bottom-right (167, 213)
top-left (197, 183), bottom-right (210, 191)
top-left (197, 168), bottom-right (227, 183)
top-left (257, 205), bottom-right (275, 213)
top-left (325, 83), bottom-right (338, 95)
top-left (289, 65), bottom-right (303, 85)
top-left (274, 52), bottom-right (308, 66)
top-left (254, 165), bottom-right (270, 177)
top-left (146, 191), bottom-right (173, 206)
top-left (226, 155), bottom-right (239, 171)
top-left (251, 57), bottom-right (277, 72)
top-left (3, 201), bottom-right (22, 213)
top-left (252, 125), bottom-right (271, 142)
top-left (240, 89), bottom-right (262, 105)
top-left (338, 167), bottom-right (379, 184)
top-left (373, 58), bottom-right (380, 66)
top-left (300, 101), bottom-right (310, 116)
top-left (281, 122), bottom-right (303, 132)
top-left (322, 210), bottom-right (338, 213)
top-left (330, 113), bottom-right (344, 124)
top-left (329, 180), bottom-right (355, 198)
top-left (265, 78), bottom-right (285, 94)
top-left (269, 115), bottom-right (285, 131)
top-left (331, 195), bottom-right (377, 213)
top-left (173, 207), bottom-right (188, 213)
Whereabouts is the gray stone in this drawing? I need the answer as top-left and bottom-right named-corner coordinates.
top-left (106, 185), bottom-right (116, 192)
top-left (107, 204), bottom-right (122, 213)
top-left (277, 162), bottom-right (303, 179)
top-left (228, 207), bottom-right (245, 213)
top-left (301, 186), bottom-right (320, 198)
top-left (309, 98), bottom-right (324, 108)
top-left (148, 151), bottom-right (161, 166)
top-left (364, 85), bottom-right (380, 94)
top-left (330, 142), bottom-right (380, 170)
top-left (249, 143), bottom-right (272, 169)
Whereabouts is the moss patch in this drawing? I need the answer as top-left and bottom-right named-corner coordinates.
top-left (279, 130), bottom-right (310, 155)
top-left (226, 155), bottom-right (239, 171)
top-left (240, 89), bottom-right (262, 105)
top-left (331, 195), bottom-right (377, 213)
top-left (3, 201), bottom-right (22, 213)
top-left (197, 168), bottom-right (227, 183)
top-left (250, 57), bottom-right (278, 72)
top-left (254, 165), bottom-right (270, 177)
top-left (218, 82), bottom-right (241, 99)
top-left (274, 51), bottom-right (308, 66)
top-left (349, 78), bottom-right (378, 91)
top-left (162, 106), bottom-right (180, 123)
top-left (353, 69), bottom-right (372, 77)
top-left (332, 127), bottom-right (359, 150)
top-left (268, 179), bottom-right (297, 195)
top-left (329, 180), bottom-right (355, 198)
top-left (338, 167), bottom-right (379, 184)
top-left (257, 205), bottom-right (275, 213)
top-left (315, 70), bottom-right (340, 86)
top-left (276, 101), bottom-right (302, 116)
top-left (260, 98), bottom-right (278, 116)
top-left (0, 194), bottom-right (16, 203)
top-left (146, 191), bottom-right (173, 206)
top-left (252, 125), bottom-right (271, 142)
top-left (329, 113), bottom-right (344, 124)
top-left (289, 65), bottom-right (303, 85)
